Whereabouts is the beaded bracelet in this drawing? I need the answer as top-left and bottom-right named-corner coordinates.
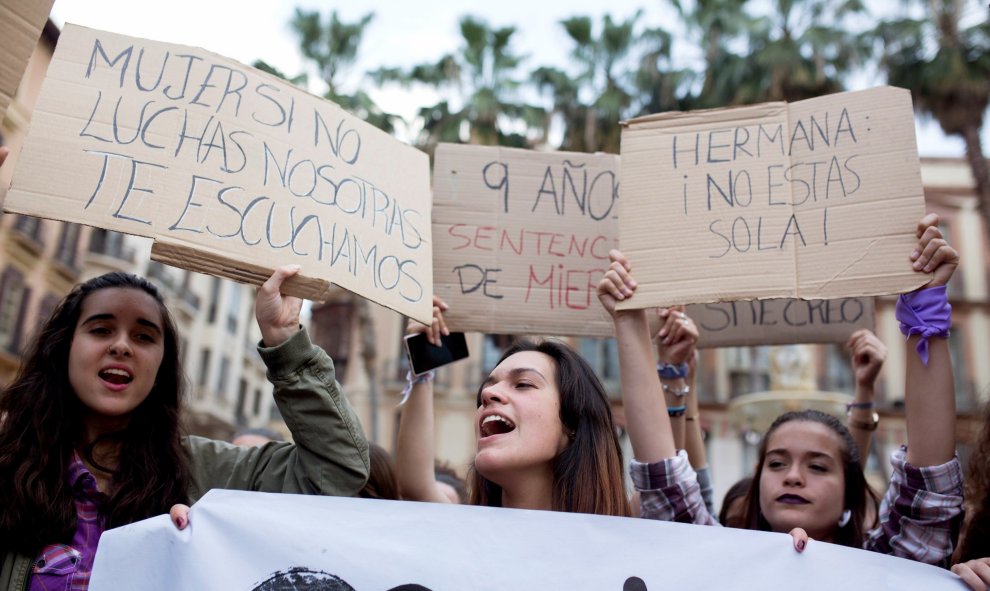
top-left (657, 362), bottom-right (689, 380)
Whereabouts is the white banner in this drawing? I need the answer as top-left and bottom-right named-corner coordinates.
top-left (90, 489), bottom-right (965, 590)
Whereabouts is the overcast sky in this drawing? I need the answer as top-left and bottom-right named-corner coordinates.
top-left (49, 0), bottom-right (988, 157)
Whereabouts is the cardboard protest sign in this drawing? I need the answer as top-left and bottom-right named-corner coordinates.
top-left (618, 87), bottom-right (928, 310)
top-left (3, 24), bottom-right (433, 323)
top-left (0, 0), bottom-right (54, 121)
top-left (91, 489), bottom-right (963, 590)
top-left (686, 296), bottom-right (875, 348)
top-left (433, 144), bottom-right (618, 337)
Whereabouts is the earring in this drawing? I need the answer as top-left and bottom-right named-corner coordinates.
top-left (838, 509), bottom-right (852, 528)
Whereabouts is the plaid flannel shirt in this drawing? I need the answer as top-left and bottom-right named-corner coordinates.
top-left (29, 454), bottom-right (106, 591)
top-left (633, 447), bottom-right (964, 566)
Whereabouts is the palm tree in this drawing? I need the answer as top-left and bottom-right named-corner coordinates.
top-left (557, 13), bottom-right (642, 153)
top-left (290, 8), bottom-right (399, 133)
top-left (872, 0), bottom-right (990, 236)
top-left (684, 0), bottom-right (868, 107)
top-left (531, 14), bottom-right (686, 151)
top-left (374, 16), bottom-right (536, 151)
top-left (671, 0), bottom-right (757, 108)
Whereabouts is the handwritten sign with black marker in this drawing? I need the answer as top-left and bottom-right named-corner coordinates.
top-left (618, 87), bottom-right (928, 310)
top-left (433, 144), bottom-right (618, 337)
top-left (686, 297), bottom-right (875, 348)
top-left (4, 24), bottom-right (433, 324)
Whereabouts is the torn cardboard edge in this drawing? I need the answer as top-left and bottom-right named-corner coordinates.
top-left (151, 239), bottom-right (334, 303)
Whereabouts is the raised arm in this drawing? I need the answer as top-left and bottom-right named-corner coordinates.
top-left (394, 297), bottom-right (455, 503)
top-left (186, 266), bottom-right (370, 500)
top-left (845, 329), bottom-right (886, 461)
top-left (865, 213), bottom-right (964, 565)
top-left (599, 252), bottom-right (676, 463)
top-left (903, 214), bottom-right (958, 467)
top-left (599, 251), bottom-right (715, 525)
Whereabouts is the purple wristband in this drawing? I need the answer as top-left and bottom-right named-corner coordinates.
top-left (895, 285), bottom-right (951, 366)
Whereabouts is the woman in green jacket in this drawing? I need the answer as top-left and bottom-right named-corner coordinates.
top-left (0, 265), bottom-right (369, 591)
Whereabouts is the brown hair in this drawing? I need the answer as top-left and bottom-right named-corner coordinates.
top-left (468, 339), bottom-right (630, 517)
top-left (957, 400), bottom-right (990, 562)
top-left (359, 443), bottom-right (400, 501)
top-left (743, 410), bottom-right (879, 547)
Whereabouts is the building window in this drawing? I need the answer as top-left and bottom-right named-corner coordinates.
top-left (236, 378), bottom-right (248, 425)
top-left (823, 343), bottom-right (855, 394)
top-left (949, 324), bottom-right (974, 412)
top-left (253, 388), bottom-right (263, 416)
top-left (727, 346), bottom-right (771, 398)
top-left (207, 277), bottom-right (221, 324)
top-left (0, 267), bottom-right (30, 355)
top-left (55, 223), bottom-right (81, 270)
top-left (217, 356), bottom-right (231, 400)
top-left (580, 337), bottom-right (619, 395)
top-left (33, 293), bottom-right (60, 342)
top-left (481, 334), bottom-right (515, 376)
top-left (13, 215), bottom-right (43, 246)
top-left (310, 300), bottom-right (353, 383)
top-left (198, 348), bottom-right (212, 387)
top-left (227, 284), bottom-right (242, 335)
top-left (88, 229), bottom-right (129, 260)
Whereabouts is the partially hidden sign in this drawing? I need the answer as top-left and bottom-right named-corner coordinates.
top-left (432, 144), bottom-right (619, 337)
top-left (618, 86), bottom-right (928, 310)
top-left (3, 24), bottom-right (433, 324)
top-left (0, 0), bottom-right (54, 121)
top-left (686, 296), bottom-right (875, 348)
top-left (89, 489), bottom-right (964, 590)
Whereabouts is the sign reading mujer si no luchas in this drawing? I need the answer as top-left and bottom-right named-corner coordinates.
top-left (3, 24), bottom-right (434, 324)
top-left (617, 87), bottom-right (929, 310)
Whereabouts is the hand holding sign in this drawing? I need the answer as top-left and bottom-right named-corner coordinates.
top-left (256, 265), bottom-right (304, 347)
top-left (596, 250), bottom-right (638, 318)
top-left (913, 213), bottom-right (959, 288)
top-left (951, 558), bottom-right (990, 591)
top-left (405, 296), bottom-right (450, 347)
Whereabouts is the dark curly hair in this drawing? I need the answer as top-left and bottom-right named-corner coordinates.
top-left (0, 272), bottom-right (190, 554)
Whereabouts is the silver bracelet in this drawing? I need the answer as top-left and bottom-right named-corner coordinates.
top-left (662, 383), bottom-right (690, 397)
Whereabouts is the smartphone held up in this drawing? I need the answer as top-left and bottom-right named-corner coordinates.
top-left (404, 331), bottom-right (470, 376)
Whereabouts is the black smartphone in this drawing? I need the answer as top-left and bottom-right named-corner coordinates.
top-left (404, 331), bottom-right (469, 376)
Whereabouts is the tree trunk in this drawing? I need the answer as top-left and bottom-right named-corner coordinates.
top-left (962, 125), bottom-right (990, 239)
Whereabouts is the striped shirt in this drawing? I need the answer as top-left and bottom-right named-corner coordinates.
top-left (29, 454), bottom-right (107, 591)
top-left (632, 447), bottom-right (963, 566)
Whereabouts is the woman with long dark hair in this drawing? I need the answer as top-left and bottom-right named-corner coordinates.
top-left (600, 213), bottom-right (963, 566)
top-left (394, 302), bottom-right (629, 516)
top-left (0, 266), bottom-right (369, 590)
